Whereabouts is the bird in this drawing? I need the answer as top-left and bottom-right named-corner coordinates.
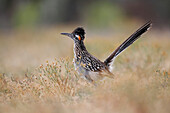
top-left (61, 21), bottom-right (152, 84)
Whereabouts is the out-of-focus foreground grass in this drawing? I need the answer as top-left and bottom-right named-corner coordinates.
top-left (0, 25), bottom-right (169, 113)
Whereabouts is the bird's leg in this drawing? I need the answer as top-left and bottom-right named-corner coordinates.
top-left (85, 74), bottom-right (96, 86)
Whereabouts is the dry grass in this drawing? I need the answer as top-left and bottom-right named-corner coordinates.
top-left (0, 25), bottom-right (169, 113)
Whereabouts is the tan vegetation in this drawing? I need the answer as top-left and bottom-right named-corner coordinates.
top-left (0, 26), bottom-right (169, 113)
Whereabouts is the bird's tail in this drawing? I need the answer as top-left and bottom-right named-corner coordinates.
top-left (104, 21), bottom-right (152, 67)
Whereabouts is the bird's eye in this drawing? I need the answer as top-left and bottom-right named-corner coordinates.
top-left (75, 35), bottom-right (81, 40)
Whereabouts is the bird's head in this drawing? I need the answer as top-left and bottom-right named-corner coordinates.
top-left (61, 27), bottom-right (85, 42)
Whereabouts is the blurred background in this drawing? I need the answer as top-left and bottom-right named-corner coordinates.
top-left (0, 0), bottom-right (170, 29)
top-left (0, 0), bottom-right (169, 75)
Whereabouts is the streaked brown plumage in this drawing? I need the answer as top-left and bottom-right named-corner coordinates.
top-left (61, 21), bottom-right (152, 84)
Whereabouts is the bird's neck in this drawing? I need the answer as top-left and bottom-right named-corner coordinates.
top-left (73, 41), bottom-right (87, 57)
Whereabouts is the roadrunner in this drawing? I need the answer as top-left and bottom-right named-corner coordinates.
top-left (61, 21), bottom-right (152, 83)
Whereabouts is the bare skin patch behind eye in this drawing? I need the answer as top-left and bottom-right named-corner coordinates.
top-left (76, 35), bottom-right (81, 40)
top-left (78, 35), bottom-right (81, 40)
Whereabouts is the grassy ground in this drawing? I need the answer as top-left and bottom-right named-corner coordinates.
top-left (0, 25), bottom-right (169, 113)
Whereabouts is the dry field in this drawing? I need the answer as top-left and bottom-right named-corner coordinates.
top-left (0, 25), bottom-right (169, 113)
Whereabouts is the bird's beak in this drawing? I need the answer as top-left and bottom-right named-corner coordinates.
top-left (61, 33), bottom-right (72, 38)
